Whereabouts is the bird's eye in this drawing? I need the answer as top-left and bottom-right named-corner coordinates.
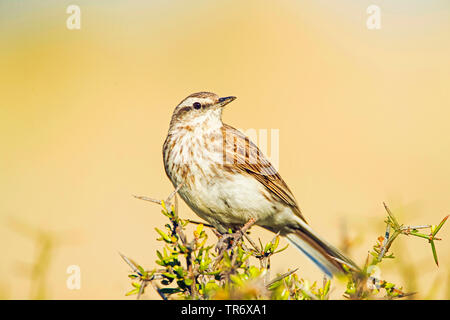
top-left (193, 102), bottom-right (202, 110)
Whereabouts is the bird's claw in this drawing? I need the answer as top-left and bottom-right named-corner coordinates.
top-left (215, 232), bottom-right (242, 253)
top-left (214, 218), bottom-right (257, 254)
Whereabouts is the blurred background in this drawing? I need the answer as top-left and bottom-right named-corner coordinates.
top-left (1, 0), bottom-right (449, 299)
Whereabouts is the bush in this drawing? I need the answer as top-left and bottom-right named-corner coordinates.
top-left (121, 190), bottom-right (448, 300)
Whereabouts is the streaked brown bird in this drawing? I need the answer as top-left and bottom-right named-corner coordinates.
top-left (163, 92), bottom-right (358, 277)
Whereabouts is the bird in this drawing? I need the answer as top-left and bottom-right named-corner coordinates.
top-left (162, 91), bottom-right (358, 278)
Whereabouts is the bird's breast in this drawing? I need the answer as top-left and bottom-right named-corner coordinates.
top-left (164, 128), bottom-right (224, 188)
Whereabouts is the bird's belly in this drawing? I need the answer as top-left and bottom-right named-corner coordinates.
top-left (178, 168), bottom-right (282, 229)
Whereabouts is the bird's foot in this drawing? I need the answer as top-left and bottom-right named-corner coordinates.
top-left (214, 218), bottom-right (257, 253)
top-left (215, 232), bottom-right (241, 253)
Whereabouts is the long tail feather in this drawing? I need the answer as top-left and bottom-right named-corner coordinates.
top-left (286, 227), bottom-right (359, 278)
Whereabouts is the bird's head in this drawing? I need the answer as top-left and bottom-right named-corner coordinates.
top-left (169, 92), bottom-right (236, 129)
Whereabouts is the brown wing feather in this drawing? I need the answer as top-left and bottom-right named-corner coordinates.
top-left (221, 124), bottom-right (308, 223)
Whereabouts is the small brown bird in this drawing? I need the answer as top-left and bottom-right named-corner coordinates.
top-left (163, 92), bottom-right (358, 277)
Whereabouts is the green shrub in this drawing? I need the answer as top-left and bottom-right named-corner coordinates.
top-left (122, 192), bottom-right (448, 300)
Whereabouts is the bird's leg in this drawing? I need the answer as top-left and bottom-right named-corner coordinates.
top-left (214, 218), bottom-right (257, 255)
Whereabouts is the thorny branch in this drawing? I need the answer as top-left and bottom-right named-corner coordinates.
top-left (133, 182), bottom-right (185, 207)
top-left (123, 186), bottom-right (448, 300)
top-left (375, 203), bottom-right (447, 266)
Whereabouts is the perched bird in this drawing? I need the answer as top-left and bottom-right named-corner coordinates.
top-left (163, 92), bottom-right (358, 277)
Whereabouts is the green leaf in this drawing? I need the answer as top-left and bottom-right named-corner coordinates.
top-left (137, 265), bottom-right (146, 276)
top-left (125, 288), bottom-right (139, 296)
top-left (174, 265), bottom-right (185, 278)
top-left (222, 251), bottom-right (231, 267)
top-left (273, 236), bottom-right (280, 251)
top-left (323, 280), bottom-right (331, 296)
top-left (258, 238), bottom-right (264, 251)
top-left (274, 244), bottom-right (289, 254)
top-left (159, 288), bottom-right (181, 295)
top-left (384, 203), bottom-right (400, 228)
top-left (268, 280), bottom-right (282, 290)
top-left (178, 243), bottom-right (188, 253)
top-left (409, 231), bottom-right (431, 240)
top-left (161, 200), bottom-right (167, 211)
top-left (206, 270), bottom-right (221, 276)
top-left (432, 215), bottom-right (449, 237)
top-left (155, 227), bottom-right (172, 243)
top-left (430, 240), bottom-right (439, 266)
top-left (163, 272), bottom-right (176, 279)
top-left (230, 274), bottom-right (244, 286)
top-left (195, 224), bottom-right (204, 237)
top-left (248, 266), bottom-right (261, 279)
top-left (384, 282), bottom-right (395, 289)
top-left (204, 282), bottom-right (219, 293)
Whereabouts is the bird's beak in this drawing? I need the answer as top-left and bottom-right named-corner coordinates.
top-left (216, 96), bottom-right (236, 108)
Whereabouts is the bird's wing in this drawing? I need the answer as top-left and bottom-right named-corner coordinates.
top-left (221, 124), bottom-right (307, 223)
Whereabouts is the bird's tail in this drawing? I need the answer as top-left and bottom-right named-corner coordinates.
top-left (286, 226), bottom-right (359, 278)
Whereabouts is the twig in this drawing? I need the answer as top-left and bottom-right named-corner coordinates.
top-left (133, 195), bottom-right (161, 205)
top-left (377, 203), bottom-right (403, 262)
top-left (150, 281), bottom-right (168, 300)
top-left (119, 252), bottom-right (142, 276)
top-left (378, 223), bottom-right (391, 261)
top-left (383, 202), bottom-right (399, 228)
top-left (400, 225), bottom-right (431, 231)
top-left (187, 219), bottom-right (215, 228)
top-left (244, 233), bottom-right (260, 252)
top-left (165, 182), bottom-right (184, 204)
top-left (137, 280), bottom-right (148, 300)
top-left (133, 182), bottom-right (184, 207)
top-left (266, 268), bottom-right (298, 288)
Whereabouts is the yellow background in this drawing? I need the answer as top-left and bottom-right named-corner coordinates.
top-left (1, 0), bottom-right (449, 299)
